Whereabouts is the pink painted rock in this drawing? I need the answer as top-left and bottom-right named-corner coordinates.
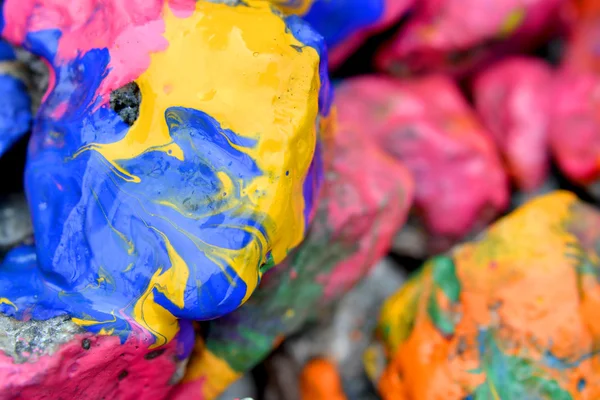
top-left (376, 0), bottom-right (567, 76)
top-left (0, 315), bottom-right (191, 400)
top-left (549, 69), bottom-right (600, 186)
top-left (562, 12), bottom-right (600, 75)
top-left (549, 13), bottom-right (600, 188)
top-left (335, 75), bottom-right (509, 253)
top-left (473, 57), bottom-right (554, 192)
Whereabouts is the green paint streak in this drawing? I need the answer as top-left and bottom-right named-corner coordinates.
top-left (427, 256), bottom-right (461, 336)
top-left (205, 214), bottom-right (358, 373)
top-left (472, 330), bottom-right (573, 400)
top-left (427, 294), bottom-right (456, 336)
top-left (431, 256), bottom-right (460, 302)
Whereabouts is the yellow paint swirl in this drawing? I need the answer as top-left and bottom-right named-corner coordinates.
top-left (74, 1), bottom-right (321, 345)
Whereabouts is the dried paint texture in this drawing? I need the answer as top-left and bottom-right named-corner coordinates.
top-left (0, 40), bottom-right (31, 157)
top-left (376, 0), bottom-right (566, 76)
top-left (171, 110), bottom-right (414, 400)
top-left (0, 330), bottom-right (184, 400)
top-left (473, 57), bottom-right (553, 192)
top-left (0, 0), bottom-right (330, 347)
top-left (336, 75), bottom-right (508, 252)
top-left (371, 191), bottom-right (600, 400)
top-left (300, 358), bottom-right (347, 400)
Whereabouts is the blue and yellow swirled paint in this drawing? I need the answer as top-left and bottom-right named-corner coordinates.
top-left (0, 0), bottom-right (331, 347)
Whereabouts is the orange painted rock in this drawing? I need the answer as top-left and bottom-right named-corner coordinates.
top-left (473, 57), bottom-right (553, 192)
top-left (367, 191), bottom-right (600, 400)
top-left (300, 358), bottom-right (347, 400)
top-left (336, 75), bottom-right (509, 253)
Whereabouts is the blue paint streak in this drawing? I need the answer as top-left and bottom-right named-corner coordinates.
top-left (0, 40), bottom-right (32, 158)
top-left (0, 8), bottom-right (328, 343)
top-left (0, 74), bottom-right (32, 157)
top-left (0, 41), bottom-right (15, 60)
top-left (303, 0), bottom-right (385, 48)
top-left (543, 349), bottom-right (600, 370)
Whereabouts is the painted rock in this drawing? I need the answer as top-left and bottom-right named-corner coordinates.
top-left (572, 0), bottom-right (600, 19)
top-left (278, 258), bottom-right (405, 400)
top-left (335, 75), bottom-right (509, 253)
top-left (368, 191), bottom-right (600, 400)
top-left (271, 0), bottom-right (414, 69)
top-left (171, 105), bottom-right (414, 399)
top-left (0, 314), bottom-right (192, 400)
top-left (0, 0), bottom-right (330, 349)
top-left (376, 0), bottom-right (566, 76)
top-left (549, 69), bottom-right (600, 187)
top-left (563, 18), bottom-right (600, 75)
top-left (548, 5), bottom-right (600, 193)
top-left (473, 57), bottom-right (553, 192)
top-left (299, 358), bottom-right (347, 400)
top-left (0, 193), bottom-right (194, 400)
top-left (0, 40), bottom-right (31, 158)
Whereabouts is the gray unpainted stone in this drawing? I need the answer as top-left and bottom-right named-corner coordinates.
top-left (0, 193), bottom-right (33, 253)
top-left (276, 258), bottom-right (406, 400)
top-left (0, 314), bottom-right (83, 364)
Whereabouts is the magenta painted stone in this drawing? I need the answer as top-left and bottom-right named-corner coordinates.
top-left (549, 70), bottom-right (600, 185)
top-left (376, 0), bottom-right (566, 76)
top-left (473, 57), bottom-right (553, 192)
top-left (547, 11), bottom-right (600, 187)
top-left (335, 75), bottom-right (509, 252)
top-left (0, 316), bottom-right (190, 400)
top-left (562, 15), bottom-right (600, 75)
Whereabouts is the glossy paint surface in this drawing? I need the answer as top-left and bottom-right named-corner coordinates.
top-left (303, 0), bottom-right (385, 49)
top-left (271, 0), bottom-right (315, 15)
top-left (171, 108), bottom-right (414, 399)
top-left (372, 191), bottom-right (600, 399)
top-left (0, 0), bottom-right (329, 347)
top-left (272, 0), bottom-right (413, 68)
top-left (0, 40), bottom-right (32, 158)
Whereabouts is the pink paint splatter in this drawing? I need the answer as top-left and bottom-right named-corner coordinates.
top-left (0, 332), bottom-right (181, 400)
top-left (0, 0), bottom-right (199, 100)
